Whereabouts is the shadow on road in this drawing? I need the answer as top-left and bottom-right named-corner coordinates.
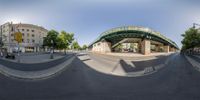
top-left (117, 55), bottom-right (167, 73)
top-left (132, 56), bottom-right (167, 69)
top-left (119, 59), bottom-right (136, 72)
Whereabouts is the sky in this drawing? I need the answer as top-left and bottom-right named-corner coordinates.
top-left (0, 0), bottom-right (200, 48)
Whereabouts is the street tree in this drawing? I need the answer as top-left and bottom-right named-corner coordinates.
top-left (0, 34), bottom-right (6, 47)
top-left (59, 31), bottom-right (74, 53)
top-left (181, 28), bottom-right (200, 50)
top-left (71, 41), bottom-right (81, 50)
top-left (66, 32), bottom-right (74, 49)
top-left (43, 30), bottom-right (59, 52)
top-left (81, 44), bottom-right (88, 50)
top-left (56, 36), bottom-right (64, 50)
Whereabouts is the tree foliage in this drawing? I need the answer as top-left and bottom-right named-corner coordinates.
top-left (71, 41), bottom-right (81, 50)
top-left (58, 31), bottom-right (74, 49)
top-left (81, 45), bottom-right (88, 50)
top-left (0, 34), bottom-right (6, 47)
top-left (43, 30), bottom-right (76, 50)
top-left (181, 28), bottom-right (200, 50)
top-left (56, 36), bottom-right (64, 49)
top-left (43, 30), bottom-right (59, 47)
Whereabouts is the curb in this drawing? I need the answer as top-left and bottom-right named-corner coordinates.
top-left (0, 55), bottom-right (76, 80)
top-left (184, 54), bottom-right (200, 72)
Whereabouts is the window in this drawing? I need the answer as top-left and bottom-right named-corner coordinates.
top-left (27, 39), bottom-right (30, 43)
top-left (11, 34), bottom-right (14, 36)
top-left (32, 39), bottom-right (35, 43)
top-left (27, 29), bottom-right (29, 31)
top-left (27, 33), bottom-right (29, 37)
top-left (22, 29), bottom-right (24, 31)
top-left (22, 39), bottom-right (24, 42)
top-left (22, 33), bottom-right (24, 36)
top-left (32, 34), bottom-right (35, 37)
top-left (32, 30), bottom-right (34, 32)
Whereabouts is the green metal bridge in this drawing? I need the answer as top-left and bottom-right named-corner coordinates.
top-left (89, 26), bottom-right (179, 49)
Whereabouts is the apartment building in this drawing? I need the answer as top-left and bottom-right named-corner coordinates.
top-left (0, 22), bottom-right (48, 53)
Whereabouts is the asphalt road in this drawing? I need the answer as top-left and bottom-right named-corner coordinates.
top-left (88, 53), bottom-right (170, 72)
top-left (0, 53), bottom-right (200, 100)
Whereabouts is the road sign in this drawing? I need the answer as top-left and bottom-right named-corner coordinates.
top-left (14, 32), bottom-right (22, 43)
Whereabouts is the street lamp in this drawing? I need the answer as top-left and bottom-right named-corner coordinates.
top-left (50, 40), bottom-right (54, 59)
top-left (0, 25), bottom-right (3, 57)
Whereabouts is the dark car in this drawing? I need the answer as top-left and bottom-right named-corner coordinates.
top-left (5, 53), bottom-right (15, 59)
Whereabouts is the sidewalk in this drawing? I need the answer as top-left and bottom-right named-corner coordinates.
top-left (0, 54), bottom-right (76, 80)
top-left (185, 54), bottom-right (200, 72)
top-left (194, 55), bottom-right (200, 59)
top-left (1, 53), bottom-right (64, 64)
top-left (77, 52), bottom-right (176, 77)
top-left (88, 52), bottom-right (173, 61)
top-left (105, 52), bottom-right (174, 57)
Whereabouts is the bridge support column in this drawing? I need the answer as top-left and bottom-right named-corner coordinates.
top-left (163, 45), bottom-right (170, 53)
top-left (155, 45), bottom-right (163, 52)
top-left (141, 39), bottom-right (150, 55)
top-left (171, 47), bottom-right (176, 52)
top-left (92, 40), bottom-right (111, 53)
top-left (101, 41), bottom-right (111, 53)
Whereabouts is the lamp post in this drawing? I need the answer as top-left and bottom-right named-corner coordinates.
top-left (0, 25), bottom-right (3, 57)
top-left (50, 40), bottom-right (54, 59)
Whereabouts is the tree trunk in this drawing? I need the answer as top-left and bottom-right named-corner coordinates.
top-left (64, 48), bottom-right (67, 55)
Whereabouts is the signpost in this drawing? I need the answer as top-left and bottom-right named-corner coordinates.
top-left (14, 32), bottom-right (22, 62)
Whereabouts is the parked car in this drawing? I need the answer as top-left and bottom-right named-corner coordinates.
top-left (5, 53), bottom-right (15, 59)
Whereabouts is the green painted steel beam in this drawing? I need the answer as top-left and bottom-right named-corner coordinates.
top-left (89, 26), bottom-right (179, 49)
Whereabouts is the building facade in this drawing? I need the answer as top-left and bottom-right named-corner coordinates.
top-left (0, 22), bottom-right (48, 53)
